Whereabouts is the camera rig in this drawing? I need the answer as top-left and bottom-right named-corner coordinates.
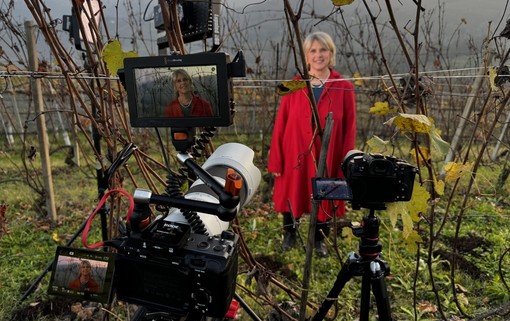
top-left (311, 150), bottom-right (418, 321)
top-left (72, 143), bottom-right (259, 320)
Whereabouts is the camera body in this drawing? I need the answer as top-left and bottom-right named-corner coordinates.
top-left (111, 143), bottom-right (260, 318)
top-left (342, 151), bottom-right (418, 209)
top-left (115, 219), bottom-right (239, 318)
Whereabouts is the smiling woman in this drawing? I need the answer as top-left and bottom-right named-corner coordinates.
top-left (164, 68), bottom-right (214, 117)
top-left (267, 31), bottom-right (357, 258)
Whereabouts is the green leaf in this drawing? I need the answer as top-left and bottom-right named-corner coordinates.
top-left (429, 128), bottom-right (450, 156)
top-left (367, 135), bottom-right (390, 154)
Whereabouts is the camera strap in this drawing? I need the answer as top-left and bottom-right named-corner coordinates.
top-left (82, 189), bottom-right (134, 249)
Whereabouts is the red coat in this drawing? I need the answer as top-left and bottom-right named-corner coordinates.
top-left (68, 276), bottom-right (100, 292)
top-left (267, 69), bottom-right (356, 222)
top-left (164, 96), bottom-right (213, 117)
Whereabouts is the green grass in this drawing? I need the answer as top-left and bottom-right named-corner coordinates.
top-left (1, 134), bottom-right (510, 320)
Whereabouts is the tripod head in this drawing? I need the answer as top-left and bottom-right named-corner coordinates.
top-left (351, 208), bottom-right (384, 261)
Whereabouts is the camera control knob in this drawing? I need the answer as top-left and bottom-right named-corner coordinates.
top-left (197, 241), bottom-right (210, 249)
top-left (221, 230), bottom-right (236, 241)
top-left (193, 288), bottom-right (211, 307)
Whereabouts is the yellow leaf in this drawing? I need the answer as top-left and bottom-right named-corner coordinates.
top-left (384, 113), bottom-right (432, 134)
top-left (386, 202), bottom-right (407, 228)
top-left (410, 147), bottom-right (429, 166)
top-left (277, 80), bottom-right (306, 96)
top-left (342, 225), bottom-right (353, 245)
top-left (408, 181), bottom-right (429, 222)
top-left (386, 202), bottom-right (419, 252)
top-left (434, 178), bottom-right (445, 196)
top-left (489, 66), bottom-right (498, 91)
top-left (385, 114), bottom-right (449, 156)
top-left (369, 101), bottom-right (396, 115)
top-left (353, 72), bottom-right (364, 87)
top-left (402, 230), bottom-right (422, 253)
top-left (401, 205), bottom-right (414, 238)
top-left (443, 162), bottom-right (473, 183)
top-left (52, 231), bottom-right (61, 242)
top-left (101, 39), bottom-right (139, 75)
top-left (332, 0), bottom-right (354, 6)
top-left (366, 135), bottom-right (390, 154)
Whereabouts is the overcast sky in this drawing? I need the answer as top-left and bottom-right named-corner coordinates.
top-left (6, 0), bottom-right (510, 64)
top-left (12, 1), bottom-right (509, 39)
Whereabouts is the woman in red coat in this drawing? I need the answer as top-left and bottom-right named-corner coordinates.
top-left (267, 31), bottom-right (357, 257)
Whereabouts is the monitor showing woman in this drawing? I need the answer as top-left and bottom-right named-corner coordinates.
top-left (164, 69), bottom-right (214, 117)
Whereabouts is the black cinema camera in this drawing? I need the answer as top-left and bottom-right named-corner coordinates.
top-left (47, 51), bottom-right (258, 320)
top-left (115, 208), bottom-right (239, 318)
top-left (313, 150), bottom-right (418, 209)
top-left (114, 143), bottom-right (261, 318)
top-left (48, 143), bottom-right (261, 319)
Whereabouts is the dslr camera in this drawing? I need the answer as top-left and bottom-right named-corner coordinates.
top-left (313, 150), bottom-right (418, 210)
top-left (342, 150), bottom-right (418, 209)
top-left (115, 218), bottom-right (239, 317)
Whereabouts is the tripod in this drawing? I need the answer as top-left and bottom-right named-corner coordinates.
top-left (312, 208), bottom-right (393, 321)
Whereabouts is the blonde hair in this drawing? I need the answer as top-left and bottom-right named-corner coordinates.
top-left (303, 31), bottom-right (336, 67)
top-left (80, 260), bottom-right (92, 268)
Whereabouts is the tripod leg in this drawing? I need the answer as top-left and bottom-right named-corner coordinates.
top-left (234, 293), bottom-right (263, 321)
top-left (359, 272), bottom-right (372, 321)
top-left (312, 253), bottom-right (356, 321)
top-left (370, 261), bottom-right (393, 321)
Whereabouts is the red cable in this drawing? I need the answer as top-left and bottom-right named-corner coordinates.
top-left (82, 189), bottom-right (135, 249)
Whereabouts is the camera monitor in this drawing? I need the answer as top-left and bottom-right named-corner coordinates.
top-left (312, 177), bottom-right (353, 201)
top-left (48, 246), bottom-right (115, 304)
top-left (122, 52), bottom-right (233, 128)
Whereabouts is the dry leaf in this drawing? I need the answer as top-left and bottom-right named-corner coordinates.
top-left (276, 80), bottom-right (306, 96)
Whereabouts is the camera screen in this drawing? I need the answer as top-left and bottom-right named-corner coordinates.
top-left (133, 65), bottom-right (218, 118)
top-left (312, 178), bottom-right (353, 201)
top-left (123, 53), bottom-right (232, 128)
top-left (48, 246), bottom-right (115, 304)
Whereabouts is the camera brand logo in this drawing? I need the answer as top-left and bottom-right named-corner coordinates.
top-left (163, 222), bottom-right (180, 230)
